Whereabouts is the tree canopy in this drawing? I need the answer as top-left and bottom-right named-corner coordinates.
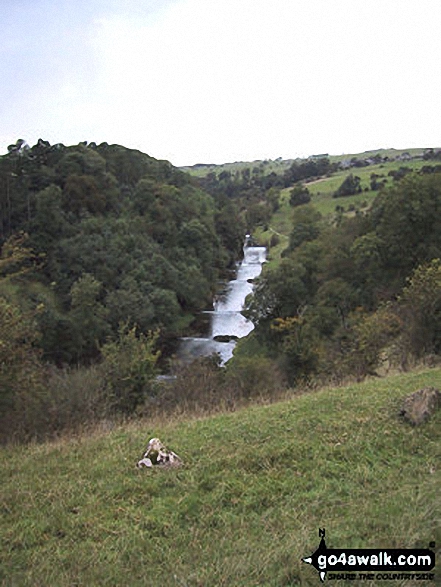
top-left (0, 140), bottom-right (245, 365)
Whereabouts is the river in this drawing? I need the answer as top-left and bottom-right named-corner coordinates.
top-left (178, 238), bottom-right (267, 364)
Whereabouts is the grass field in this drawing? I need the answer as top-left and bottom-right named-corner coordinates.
top-left (180, 148), bottom-right (435, 177)
top-left (254, 154), bottom-right (436, 268)
top-left (2, 368), bottom-right (440, 586)
top-left (180, 158), bottom-right (295, 178)
top-left (305, 158), bottom-right (431, 216)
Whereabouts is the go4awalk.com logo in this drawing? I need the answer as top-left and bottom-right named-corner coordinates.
top-left (302, 529), bottom-right (436, 582)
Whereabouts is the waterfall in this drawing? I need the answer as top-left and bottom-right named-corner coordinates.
top-left (178, 238), bottom-right (266, 364)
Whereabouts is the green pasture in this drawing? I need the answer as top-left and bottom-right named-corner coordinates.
top-left (1, 368), bottom-right (440, 586)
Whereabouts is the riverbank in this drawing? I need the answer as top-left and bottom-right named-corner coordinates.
top-left (2, 366), bottom-right (440, 586)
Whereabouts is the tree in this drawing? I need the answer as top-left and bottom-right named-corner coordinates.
top-left (0, 297), bottom-right (45, 439)
top-left (55, 146), bottom-right (106, 183)
top-left (398, 259), bottom-right (441, 358)
top-left (270, 312), bottom-right (320, 383)
top-left (31, 185), bottom-right (70, 251)
top-left (63, 174), bottom-right (106, 216)
top-left (246, 258), bottom-right (309, 324)
top-left (100, 323), bottom-right (160, 414)
top-left (69, 273), bottom-right (110, 361)
top-left (289, 184), bottom-right (311, 207)
top-left (286, 205), bottom-right (321, 252)
top-left (371, 173), bottom-right (441, 280)
top-left (337, 305), bottom-right (401, 380)
top-left (334, 173), bottom-right (362, 197)
top-left (0, 231), bottom-right (39, 280)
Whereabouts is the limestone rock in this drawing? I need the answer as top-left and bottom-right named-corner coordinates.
top-left (137, 438), bottom-right (183, 469)
top-left (213, 334), bottom-right (239, 343)
top-left (400, 387), bottom-right (441, 426)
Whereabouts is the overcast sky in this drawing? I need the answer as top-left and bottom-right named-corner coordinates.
top-left (1, 0), bottom-right (440, 166)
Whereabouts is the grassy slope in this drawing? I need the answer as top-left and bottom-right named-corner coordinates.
top-left (254, 156), bottom-right (435, 268)
top-left (306, 158), bottom-right (432, 217)
top-left (180, 159), bottom-right (295, 177)
top-left (2, 368), bottom-right (440, 586)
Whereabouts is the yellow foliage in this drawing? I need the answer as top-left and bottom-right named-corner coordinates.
top-left (271, 316), bottom-right (300, 332)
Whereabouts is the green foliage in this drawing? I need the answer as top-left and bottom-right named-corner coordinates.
top-left (289, 183), bottom-right (311, 207)
top-left (246, 258), bottom-right (308, 326)
top-left (0, 139), bottom-right (239, 365)
top-left (0, 298), bottom-right (41, 402)
top-left (69, 273), bottom-right (110, 361)
top-left (0, 297), bottom-right (47, 441)
top-left (225, 355), bottom-right (286, 398)
top-left (286, 205), bottom-right (321, 252)
top-left (270, 314), bottom-right (321, 384)
top-left (316, 277), bottom-right (358, 330)
top-left (100, 324), bottom-right (160, 414)
top-left (335, 306), bottom-right (402, 381)
top-left (30, 185), bottom-right (71, 251)
top-left (371, 173), bottom-right (441, 277)
top-left (250, 172), bottom-right (441, 383)
top-left (334, 173), bottom-right (362, 197)
top-left (398, 259), bottom-right (441, 358)
top-left (0, 231), bottom-right (41, 282)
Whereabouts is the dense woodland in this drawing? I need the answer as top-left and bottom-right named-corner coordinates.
top-left (1, 139), bottom-right (441, 441)
top-left (0, 139), bottom-right (248, 438)
top-left (0, 139), bottom-right (248, 358)
top-left (244, 169), bottom-right (441, 384)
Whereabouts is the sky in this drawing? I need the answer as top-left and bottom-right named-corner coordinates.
top-left (1, 0), bottom-right (440, 166)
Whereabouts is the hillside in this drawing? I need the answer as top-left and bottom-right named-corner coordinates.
top-left (2, 142), bottom-right (441, 442)
top-left (0, 139), bottom-right (245, 363)
top-left (181, 147), bottom-right (439, 179)
top-left (1, 367), bottom-right (440, 586)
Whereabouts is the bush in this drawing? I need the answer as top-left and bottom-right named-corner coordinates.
top-left (43, 365), bottom-right (109, 433)
top-left (333, 173), bottom-right (362, 197)
top-left (0, 298), bottom-right (48, 442)
top-left (225, 355), bottom-right (287, 400)
top-left (153, 354), bottom-right (287, 418)
top-left (100, 323), bottom-right (160, 415)
top-left (289, 184), bottom-right (311, 207)
top-left (159, 355), bottom-right (225, 415)
top-left (333, 306), bottom-right (402, 381)
top-left (397, 259), bottom-right (441, 360)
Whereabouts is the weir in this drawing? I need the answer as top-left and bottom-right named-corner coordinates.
top-left (178, 237), bottom-right (266, 364)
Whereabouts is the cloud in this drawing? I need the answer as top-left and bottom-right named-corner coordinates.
top-left (1, 0), bottom-right (440, 164)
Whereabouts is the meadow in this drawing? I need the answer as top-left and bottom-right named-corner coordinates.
top-left (254, 152), bottom-right (435, 266)
top-left (2, 368), bottom-right (440, 586)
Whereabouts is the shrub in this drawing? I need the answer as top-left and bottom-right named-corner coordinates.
top-left (225, 355), bottom-right (287, 400)
top-left (43, 365), bottom-right (109, 433)
top-left (333, 173), bottom-right (362, 197)
top-left (335, 306), bottom-right (402, 381)
top-left (289, 184), bottom-right (311, 207)
top-left (397, 259), bottom-right (441, 359)
top-left (100, 323), bottom-right (160, 415)
top-left (0, 298), bottom-right (47, 442)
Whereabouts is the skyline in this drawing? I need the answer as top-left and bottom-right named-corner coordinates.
top-left (1, 0), bottom-right (441, 167)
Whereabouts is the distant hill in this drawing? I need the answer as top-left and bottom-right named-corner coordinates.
top-left (181, 147), bottom-right (439, 177)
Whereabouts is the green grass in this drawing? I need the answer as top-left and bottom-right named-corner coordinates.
top-left (255, 156), bottom-right (436, 267)
top-left (306, 159), bottom-right (432, 216)
top-left (181, 158), bottom-right (295, 178)
top-left (328, 148), bottom-right (431, 164)
top-left (253, 190), bottom-right (292, 267)
top-left (1, 368), bottom-right (440, 586)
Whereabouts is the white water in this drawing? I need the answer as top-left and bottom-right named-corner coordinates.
top-left (178, 241), bottom-right (266, 364)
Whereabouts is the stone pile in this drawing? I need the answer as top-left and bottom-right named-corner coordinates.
top-left (137, 437), bottom-right (183, 469)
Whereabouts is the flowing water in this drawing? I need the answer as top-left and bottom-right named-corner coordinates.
top-left (178, 240), bottom-right (267, 364)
